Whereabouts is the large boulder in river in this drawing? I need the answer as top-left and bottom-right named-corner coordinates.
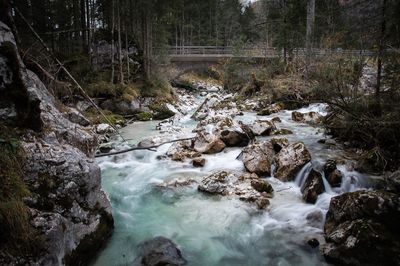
top-left (301, 169), bottom-right (325, 204)
top-left (220, 129), bottom-right (250, 147)
top-left (257, 103), bottom-right (284, 116)
top-left (322, 190), bottom-right (400, 266)
top-left (274, 142), bottom-right (311, 181)
top-left (242, 141), bottom-right (275, 176)
top-left (193, 133), bottom-right (226, 154)
top-left (291, 111), bottom-right (322, 124)
top-left (247, 120), bottom-right (277, 136)
top-left (133, 236), bottom-right (187, 266)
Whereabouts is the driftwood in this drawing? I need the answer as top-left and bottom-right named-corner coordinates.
top-left (95, 137), bottom-right (194, 158)
top-left (190, 97), bottom-right (209, 119)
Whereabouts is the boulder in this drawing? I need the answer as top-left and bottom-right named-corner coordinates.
top-left (275, 142), bottom-right (311, 181)
top-left (323, 160), bottom-right (343, 188)
top-left (291, 111), bottom-right (322, 124)
top-left (247, 120), bottom-right (276, 136)
top-left (166, 140), bottom-right (200, 161)
top-left (322, 190), bottom-right (400, 266)
top-left (66, 108), bottom-right (91, 127)
top-left (96, 123), bottom-right (115, 134)
top-left (385, 170), bottom-right (400, 193)
top-left (198, 171), bottom-right (274, 209)
top-left (133, 236), bottom-right (187, 266)
top-left (198, 171), bottom-right (231, 195)
top-left (220, 129), bottom-right (250, 147)
top-left (301, 169), bottom-right (325, 204)
top-left (193, 133), bottom-right (226, 154)
top-left (257, 103), bottom-right (284, 116)
top-left (251, 179), bottom-right (273, 193)
top-left (270, 138), bottom-right (289, 153)
top-left (242, 141), bottom-right (275, 176)
top-left (192, 158), bottom-right (206, 167)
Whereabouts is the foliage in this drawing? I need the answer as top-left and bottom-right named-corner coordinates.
top-left (85, 82), bottom-right (140, 100)
top-left (0, 125), bottom-right (43, 256)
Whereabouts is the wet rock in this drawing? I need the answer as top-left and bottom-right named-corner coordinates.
top-left (271, 117), bottom-right (282, 123)
top-left (301, 170), bottom-right (325, 204)
top-left (291, 111), bottom-right (322, 124)
top-left (133, 236), bottom-right (187, 266)
top-left (307, 238), bottom-right (320, 248)
top-left (257, 103), bottom-right (284, 116)
top-left (166, 140), bottom-right (200, 161)
top-left (270, 138), bottom-right (289, 153)
top-left (193, 133), bottom-right (226, 154)
top-left (220, 129), bottom-right (250, 147)
top-left (198, 171), bottom-right (231, 195)
top-left (323, 160), bottom-right (343, 188)
top-left (192, 158), bottom-right (206, 167)
top-left (251, 179), bottom-right (273, 193)
top-left (322, 190), bottom-right (400, 266)
top-left (275, 142), bottom-right (311, 181)
top-left (247, 120), bottom-right (277, 136)
top-left (271, 128), bottom-right (293, 136)
top-left (255, 197), bottom-right (270, 210)
top-left (198, 171), bottom-right (273, 209)
top-left (306, 210), bottom-right (324, 228)
top-left (242, 141), bottom-right (275, 176)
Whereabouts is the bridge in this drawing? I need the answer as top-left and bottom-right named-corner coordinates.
top-left (168, 46), bottom-right (375, 63)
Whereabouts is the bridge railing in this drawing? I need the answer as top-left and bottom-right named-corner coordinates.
top-left (167, 46), bottom-right (376, 57)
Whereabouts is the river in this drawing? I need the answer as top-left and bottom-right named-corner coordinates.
top-left (92, 90), bottom-right (375, 266)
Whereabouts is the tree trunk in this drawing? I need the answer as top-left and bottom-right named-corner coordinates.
top-left (117, 0), bottom-right (124, 84)
top-left (375, 0), bottom-right (387, 116)
top-left (306, 0), bottom-right (315, 74)
top-left (110, 0), bottom-right (115, 83)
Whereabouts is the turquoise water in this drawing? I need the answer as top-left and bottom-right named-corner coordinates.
top-left (93, 101), bottom-right (370, 266)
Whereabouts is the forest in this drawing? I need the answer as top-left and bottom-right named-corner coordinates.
top-left (1, 0), bottom-right (400, 265)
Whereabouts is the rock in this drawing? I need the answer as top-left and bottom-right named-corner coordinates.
top-left (133, 236), bottom-right (187, 266)
top-left (270, 138), bottom-right (289, 153)
top-left (66, 108), bottom-right (91, 127)
top-left (275, 142), bottom-right (311, 181)
top-left (307, 238), bottom-right (320, 248)
top-left (193, 133), bottom-right (226, 154)
top-left (323, 160), bottom-right (343, 187)
top-left (291, 111), bottom-right (322, 124)
top-left (96, 123), bottom-right (115, 134)
top-left (257, 103), bottom-right (284, 116)
top-left (306, 210), bottom-right (324, 228)
top-left (251, 179), bottom-right (274, 193)
top-left (255, 197), bottom-right (270, 209)
top-left (271, 128), bottom-right (293, 135)
top-left (0, 22), bottom-right (113, 265)
top-left (247, 120), bottom-right (277, 136)
top-left (242, 141), bottom-right (275, 176)
top-left (301, 169), bottom-right (325, 204)
top-left (198, 171), bottom-right (273, 209)
top-left (166, 140), bottom-right (200, 161)
top-left (385, 170), bottom-right (400, 193)
top-left (192, 158), bottom-right (206, 167)
top-left (271, 117), bottom-right (282, 123)
top-left (322, 190), bottom-right (400, 266)
top-left (198, 171), bottom-right (231, 195)
top-left (220, 129), bottom-right (250, 147)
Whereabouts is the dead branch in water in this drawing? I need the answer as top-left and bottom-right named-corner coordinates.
top-left (95, 137), bottom-right (195, 158)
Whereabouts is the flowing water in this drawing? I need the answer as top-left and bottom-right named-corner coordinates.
top-left (93, 92), bottom-right (376, 266)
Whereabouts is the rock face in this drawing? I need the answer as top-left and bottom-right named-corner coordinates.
top-left (291, 111), bottom-right (322, 124)
top-left (0, 22), bottom-right (113, 265)
top-left (275, 142), bottom-right (311, 181)
top-left (322, 190), bottom-right (400, 266)
top-left (242, 141), bottom-right (275, 176)
top-left (198, 171), bottom-right (274, 209)
top-left (133, 237), bottom-right (187, 266)
top-left (301, 169), bottom-right (325, 204)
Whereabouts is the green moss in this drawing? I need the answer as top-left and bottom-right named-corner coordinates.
top-left (0, 125), bottom-right (43, 256)
top-left (136, 112), bottom-right (153, 121)
top-left (149, 103), bottom-right (175, 120)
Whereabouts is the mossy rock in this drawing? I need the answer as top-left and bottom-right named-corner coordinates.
top-left (136, 112), bottom-right (153, 121)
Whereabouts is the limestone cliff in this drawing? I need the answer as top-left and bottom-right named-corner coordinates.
top-left (0, 21), bottom-right (113, 265)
